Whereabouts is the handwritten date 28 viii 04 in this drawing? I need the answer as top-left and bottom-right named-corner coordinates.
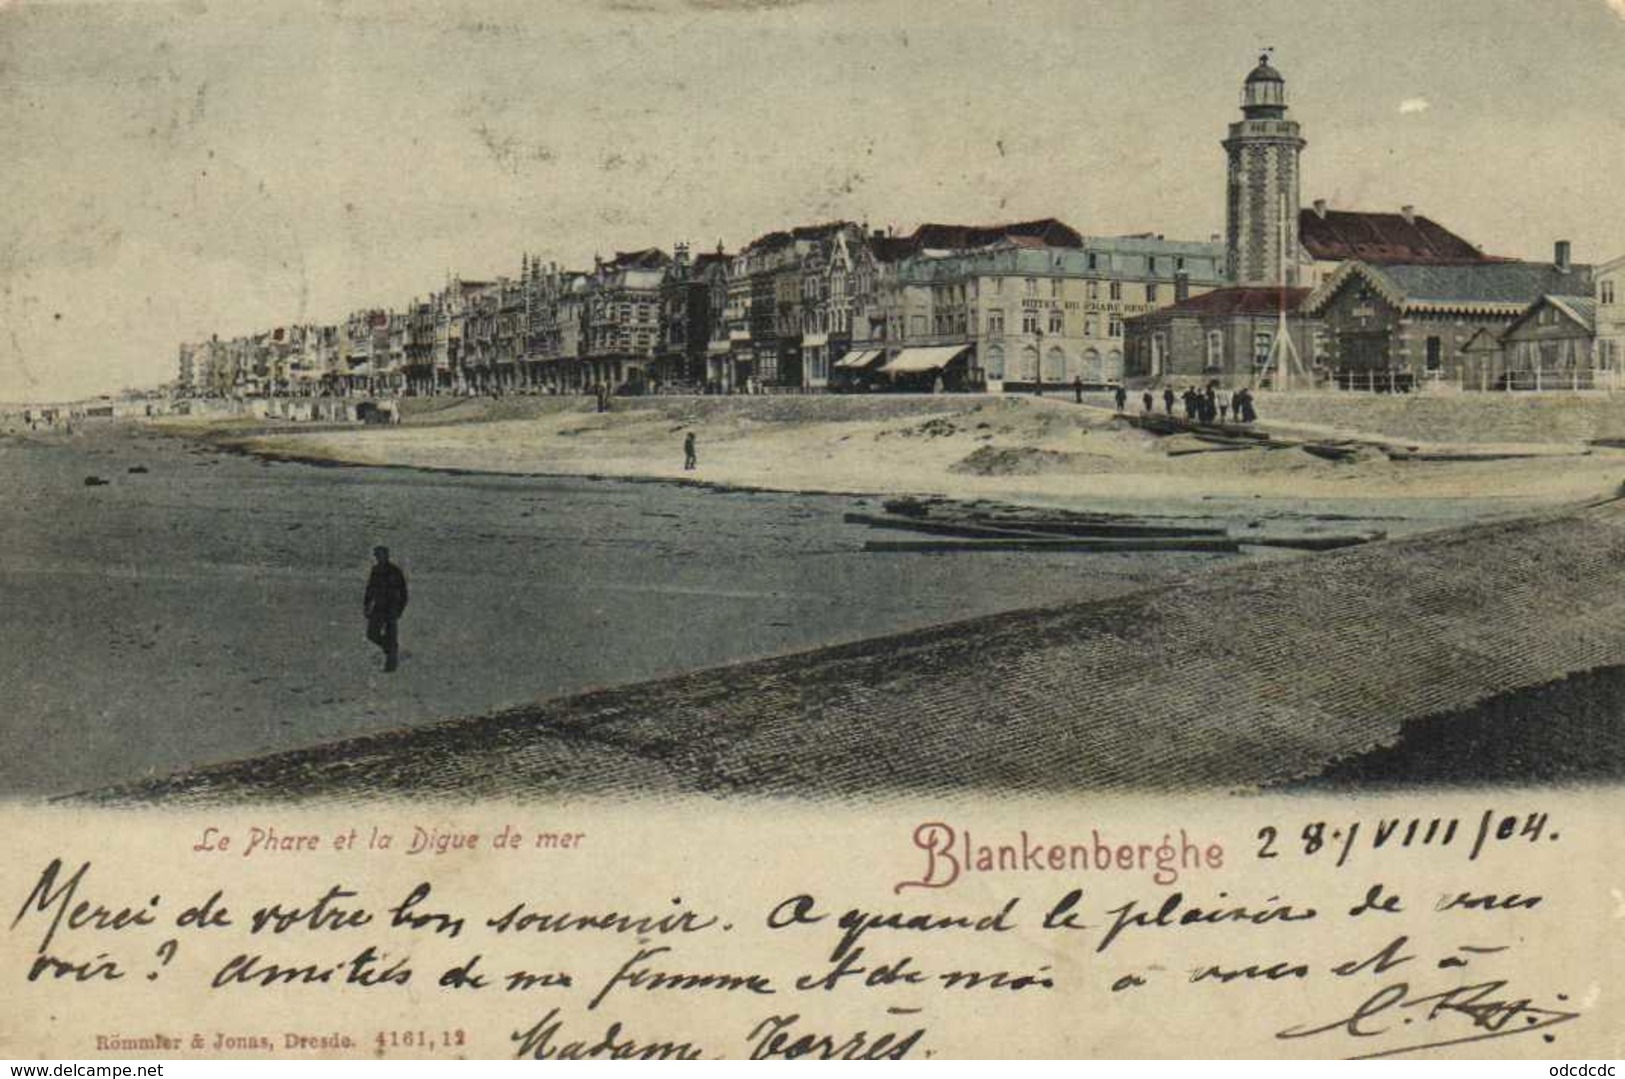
top-left (1256, 809), bottom-right (1554, 868)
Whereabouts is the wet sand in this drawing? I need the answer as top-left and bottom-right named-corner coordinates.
top-left (87, 495), bottom-right (1625, 806)
top-left (12, 400), bottom-right (1625, 803)
top-left (1, 422), bottom-right (1262, 798)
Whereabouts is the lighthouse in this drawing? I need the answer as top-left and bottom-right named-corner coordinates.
top-left (1223, 52), bottom-right (1306, 287)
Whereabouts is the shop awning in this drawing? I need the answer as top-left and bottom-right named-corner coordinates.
top-left (834, 348), bottom-right (884, 369)
top-left (881, 345), bottom-right (971, 374)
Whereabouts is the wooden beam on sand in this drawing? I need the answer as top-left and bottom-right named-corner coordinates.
top-left (845, 511), bottom-right (1228, 540)
top-left (971, 516), bottom-right (1229, 538)
top-left (1240, 532), bottom-right (1386, 551)
top-left (1299, 442), bottom-right (1364, 462)
top-left (844, 512), bottom-right (1053, 539)
top-left (1383, 449), bottom-right (1583, 463)
top-left (1165, 443), bottom-right (1253, 457)
top-left (863, 536), bottom-right (1243, 554)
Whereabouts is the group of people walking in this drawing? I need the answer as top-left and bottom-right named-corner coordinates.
top-left (1122, 381), bottom-right (1258, 425)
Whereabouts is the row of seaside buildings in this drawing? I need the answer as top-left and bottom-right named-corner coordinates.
top-left (177, 56), bottom-right (1625, 400)
top-left (177, 222), bottom-right (1230, 399)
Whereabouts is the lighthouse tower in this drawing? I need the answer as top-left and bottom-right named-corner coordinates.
top-left (1223, 53), bottom-right (1306, 286)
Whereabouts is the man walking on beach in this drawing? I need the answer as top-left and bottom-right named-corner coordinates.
top-left (1114, 385), bottom-right (1127, 412)
top-left (683, 431), bottom-right (697, 471)
top-left (364, 546), bottom-right (409, 673)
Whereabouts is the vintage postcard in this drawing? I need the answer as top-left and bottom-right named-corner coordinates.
top-left (3, 0), bottom-right (1624, 1061)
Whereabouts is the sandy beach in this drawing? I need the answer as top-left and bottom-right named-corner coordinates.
top-left (188, 392), bottom-right (1625, 517)
top-left (0, 416), bottom-right (1250, 798)
top-left (10, 392), bottom-right (1625, 802)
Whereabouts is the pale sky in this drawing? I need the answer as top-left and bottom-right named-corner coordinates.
top-left (3, 0), bottom-right (1623, 401)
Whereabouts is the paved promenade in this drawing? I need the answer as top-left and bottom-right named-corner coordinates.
top-left (85, 492), bottom-right (1625, 805)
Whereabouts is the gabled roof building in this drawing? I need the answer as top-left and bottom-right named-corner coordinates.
top-left (1302, 244), bottom-right (1592, 389)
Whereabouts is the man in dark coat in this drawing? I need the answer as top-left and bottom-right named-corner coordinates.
top-left (1113, 385), bottom-right (1127, 412)
top-left (1162, 386), bottom-right (1176, 416)
top-left (364, 545), bottom-right (409, 672)
top-left (683, 431), bottom-right (697, 471)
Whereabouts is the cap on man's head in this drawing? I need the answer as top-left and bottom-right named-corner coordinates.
top-left (373, 545), bottom-right (389, 557)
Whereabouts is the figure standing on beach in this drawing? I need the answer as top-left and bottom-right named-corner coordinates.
top-left (364, 546), bottom-right (409, 673)
top-left (1141, 389), bottom-right (1154, 414)
top-left (1114, 385), bottom-right (1127, 412)
top-left (1238, 386), bottom-right (1258, 423)
top-left (1162, 386), bottom-right (1175, 416)
top-left (683, 431), bottom-right (697, 471)
top-left (1216, 385), bottom-right (1232, 423)
top-left (1072, 376), bottom-right (1084, 404)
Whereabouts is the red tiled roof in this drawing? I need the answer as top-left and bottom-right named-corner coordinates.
top-left (908, 218), bottom-right (1084, 252)
top-left (1299, 209), bottom-right (1487, 264)
top-left (609, 248), bottom-right (669, 269)
top-left (790, 221), bottom-right (852, 241)
top-left (870, 235), bottom-right (916, 263)
top-left (1144, 286), bottom-right (1312, 318)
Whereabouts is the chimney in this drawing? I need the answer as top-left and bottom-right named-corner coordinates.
top-left (1174, 272), bottom-right (1190, 304)
top-left (1555, 240), bottom-right (1572, 273)
top-left (1400, 205), bottom-right (1416, 225)
top-left (1312, 199), bottom-right (1328, 219)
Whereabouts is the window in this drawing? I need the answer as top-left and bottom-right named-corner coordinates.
top-left (910, 314), bottom-right (926, 337)
top-left (988, 309), bottom-right (1005, 336)
top-left (1084, 318), bottom-right (1096, 337)
top-left (985, 344), bottom-right (1005, 379)
top-left (1050, 278), bottom-right (1062, 298)
top-left (1207, 330), bottom-right (1223, 367)
top-left (1025, 278), bottom-right (1038, 297)
top-left (1147, 282), bottom-right (1159, 303)
top-left (1088, 281), bottom-right (1100, 300)
top-left (1148, 256), bottom-right (1158, 274)
top-left (1603, 280), bottom-right (1616, 305)
top-left (1019, 345), bottom-right (1039, 380)
top-left (1046, 346), bottom-right (1067, 382)
top-left (1087, 253), bottom-right (1098, 271)
top-left (1109, 281), bottom-right (1122, 301)
top-left (1108, 317), bottom-right (1123, 338)
top-left (1048, 309), bottom-right (1064, 334)
top-left (1253, 331), bottom-right (1274, 367)
top-left (1176, 256), bottom-right (1186, 272)
top-left (1022, 310), bottom-right (1040, 335)
top-left (1426, 336), bottom-right (1443, 371)
top-left (993, 278), bottom-right (1004, 294)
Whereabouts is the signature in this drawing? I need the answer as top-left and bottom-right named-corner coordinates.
top-left (1278, 978), bottom-right (1580, 1059)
